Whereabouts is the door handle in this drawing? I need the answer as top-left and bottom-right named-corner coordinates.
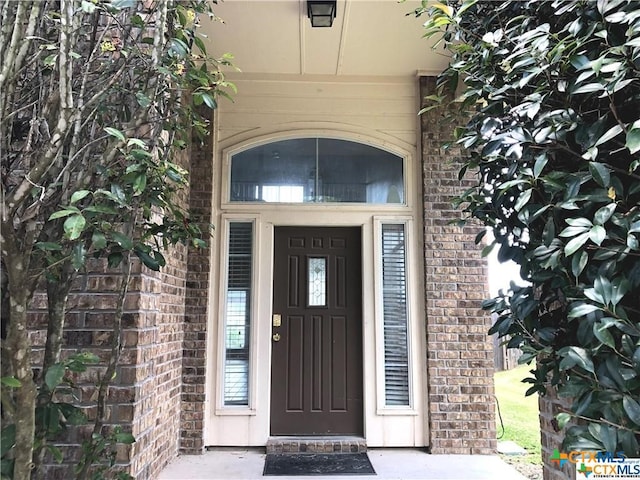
top-left (272, 333), bottom-right (281, 342)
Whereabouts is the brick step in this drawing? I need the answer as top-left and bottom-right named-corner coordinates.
top-left (266, 436), bottom-right (367, 454)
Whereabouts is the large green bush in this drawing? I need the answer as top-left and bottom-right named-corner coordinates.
top-left (416, 0), bottom-right (640, 454)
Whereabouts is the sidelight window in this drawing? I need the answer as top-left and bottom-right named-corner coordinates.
top-left (381, 223), bottom-right (410, 406)
top-left (223, 222), bottom-right (253, 406)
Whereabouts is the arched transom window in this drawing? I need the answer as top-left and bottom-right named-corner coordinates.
top-left (229, 138), bottom-right (404, 204)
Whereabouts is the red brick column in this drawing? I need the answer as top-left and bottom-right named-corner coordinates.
top-left (179, 118), bottom-right (214, 454)
top-left (420, 76), bottom-right (497, 454)
top-left (130, 249), bottom-right (188, 478)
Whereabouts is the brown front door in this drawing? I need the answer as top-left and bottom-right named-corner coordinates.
top-left (270, 226), bottom-right (363, 436)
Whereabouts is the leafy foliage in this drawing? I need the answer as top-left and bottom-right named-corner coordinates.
top-left (3, 0), bottom-right (232, 279)
top-left (76, 426), bottom-right (135, 480)
top-left (416, 0), bottom-right (640, 455)
top-left (36, 353), bottom-right (100, 442)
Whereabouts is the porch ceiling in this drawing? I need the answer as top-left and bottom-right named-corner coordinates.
top-left (202, 0), bottom-right (449, 77)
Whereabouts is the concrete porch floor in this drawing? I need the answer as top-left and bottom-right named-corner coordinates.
top-left (158, 448), bottom-right (528, 480)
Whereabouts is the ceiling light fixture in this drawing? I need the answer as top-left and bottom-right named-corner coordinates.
top-left (307, 0), bottom-right (337, 27)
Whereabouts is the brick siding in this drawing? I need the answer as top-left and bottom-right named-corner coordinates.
top-left (27, 125), bottom-right (208, 478)
top-left (540, 388), bottom-right (574, 480)
top-left (420, 76), bottom-right (497, 455)
top-left (129, 251), bottom-right (187, 479)
top-left (180, 116), bottom-right (214, 454)
top-left (29, 260), bottom-right (150, 479)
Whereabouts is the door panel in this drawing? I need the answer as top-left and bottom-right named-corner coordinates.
top-left (271, 227), bottom-right (363, 436)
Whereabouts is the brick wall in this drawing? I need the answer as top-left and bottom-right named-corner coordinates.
top-left (28, 144), bottom-right (196, 478)
top-left (124, 139), bottom-right (194, 478)
top-left (29, 260), bottom-right (147, 479)
top-left (126, 112), bottom-right (216, 474)
top-left (129, 247), bottom-right (188, 479)
top-left (540, 388), bottom-right (574, 480)
top-left (180, 117), bottom-right (214, 454)
top-left (420, 76), bottom-right (497, 455)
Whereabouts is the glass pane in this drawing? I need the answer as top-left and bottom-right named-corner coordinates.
top-left (230, 138), bottom-right (316, 202)
top-left (226, 290), bottom-right (248, 349)
top-left (230, 138), bottom-right (404, 204)
top-left (308, 257), bottom-right (327, 306)
top-left (224, 360), bottom-right (248, 405)
top-left (224, 222), bottom-right (253, 406)
top-left (317, 139), bottom-right (404, 204)
top-left (381, 224), bottom-right (410, 406)
top-left (262, 185), bottom-right (304, 202)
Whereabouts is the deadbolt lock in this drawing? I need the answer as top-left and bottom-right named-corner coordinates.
top-left (273, 314), bottom-right (281, 327)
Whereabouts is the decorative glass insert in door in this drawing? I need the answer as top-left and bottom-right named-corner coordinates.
top-left (230, 138), bottom-right (404, 204)
top-left (381, 223), bottom-right (410, 406)
top-left (223, 222), bottom-right (253, 406)
top-left (307, 257), bottom-right (327, 307)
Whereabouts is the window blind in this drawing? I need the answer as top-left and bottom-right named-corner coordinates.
top-left (381, 224), bottom-right (410, 406)
top-left (224, 222), bottom-right (253, 406)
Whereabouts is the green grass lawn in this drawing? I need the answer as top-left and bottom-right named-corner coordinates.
top-left (494, 364), bottom-right (542, 465)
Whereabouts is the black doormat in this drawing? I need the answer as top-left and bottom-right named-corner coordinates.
top-left (263, 453), bottom-right (376, 476)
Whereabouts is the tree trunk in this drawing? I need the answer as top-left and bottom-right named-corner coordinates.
top-left (2, 222), bottom-right (39, 479)
top-left (43, 260), bottom-right (74, 371)
top-left (5, 273), bottom-right (37, 480)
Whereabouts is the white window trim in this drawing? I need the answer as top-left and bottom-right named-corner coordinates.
top-left (215, 215), bottom-right (261, 415)
top-left (373, 216), bottom-right (418, 415)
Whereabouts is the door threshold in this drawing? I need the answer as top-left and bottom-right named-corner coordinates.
top-left (266, 436), bottom-right (366, 454)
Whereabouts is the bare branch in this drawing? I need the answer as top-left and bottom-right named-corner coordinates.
top-left (12, 1), bottom-right (42, 89)
top-left (0, 1), bottom-right (29, 118)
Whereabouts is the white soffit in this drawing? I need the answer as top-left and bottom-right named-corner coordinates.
top-left (202, 0), bottom-right (449, 77)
